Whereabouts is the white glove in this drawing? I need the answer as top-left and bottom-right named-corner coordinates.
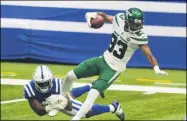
top-left (154, 66), bottom-right (168, 76)
top-left (52, 101), bottom-right (67, 110)
top-left (45, 105), bottom-right (58, 117)
top-left (85, 12), bottom-right (97, 27)
top-left (48, 109), bottom-right (58, 117)
top-left (46, 94), bottom-right (68, 106)
top-left (45, 102), bottom-right (67, 117)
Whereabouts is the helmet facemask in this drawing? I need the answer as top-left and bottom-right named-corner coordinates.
top-left (35, 79), bottom-right (52, 93)
top-left (125, 18), bottom-right (143, 32)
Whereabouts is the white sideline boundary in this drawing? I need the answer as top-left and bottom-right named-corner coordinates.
top-left (1, 98), bottom-right (26, 104)
top-left (1, 78), bottom-right (186, 94)
top-left (1, 78), bottom-right (186, 104)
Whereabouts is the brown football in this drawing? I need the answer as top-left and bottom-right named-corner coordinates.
top-left (90, 15), bottom-right (105, 29)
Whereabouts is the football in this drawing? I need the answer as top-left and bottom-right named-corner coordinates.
top-left (90, 15), bottom-right (105, 29)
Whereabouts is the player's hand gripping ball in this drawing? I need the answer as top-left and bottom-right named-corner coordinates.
top-left (46, 94), bottom-right (68, 109)
top-left (85, 12), bottom-right (104, 29)
top-left (90, 15), bottom-right (105, 29)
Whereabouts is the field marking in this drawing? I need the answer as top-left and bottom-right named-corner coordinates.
top-left (1, 98), bottom-right (26, 104)
top-left (55, 74), bottom-right (121, 82)
top-left (1, 72), bottom-right (17, 77)
top-left (155, 82), bottom-right (186, 86)
top-left (1, 78), bottom-right (186, 94)
top-left (137, 78), bottom-right (172, 83)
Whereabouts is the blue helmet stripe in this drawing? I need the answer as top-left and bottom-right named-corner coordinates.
top-left (40, 65), bottom-right (44, 79)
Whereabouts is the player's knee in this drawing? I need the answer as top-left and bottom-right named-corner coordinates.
top-left (91, 86), bottom-right (104, 95)
top-left (65, 70), bottom-right (78, 81)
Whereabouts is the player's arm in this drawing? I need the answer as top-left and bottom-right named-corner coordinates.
top-left (139, 44), bottom-right (168, 75)
top-left (97, 12), bottom-right (113, 23)
top-left (28, 98), bottom-right (52, 116)
top-left (85, 12), bottom-right (113, 27)
top-left (64, 95), bottom-right (72, 111)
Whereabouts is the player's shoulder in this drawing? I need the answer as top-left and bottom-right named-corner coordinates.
top-left (52, 77), bottom-right (63, 83)
top-left (52, 77), bottom-right (63, 94)
top-left (113, 12), bottom-right (125, 26)
top-left (129, 30), bottom-right (148, 44)
top-left (52, 77), bottom-right (63, 88)
top-left (23, 80), bottom-right (36, 99)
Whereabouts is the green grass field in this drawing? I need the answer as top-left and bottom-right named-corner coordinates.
top-left (1, 62), bottom-right (186, 120)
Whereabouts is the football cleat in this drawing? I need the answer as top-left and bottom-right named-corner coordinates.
top-left (112, 101), bottom-right (125, 121)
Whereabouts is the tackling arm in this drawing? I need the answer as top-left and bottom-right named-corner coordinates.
top-left (28, 98), bottom-right (52, 116)
top-left (139, 44), bottom-right (168, 75)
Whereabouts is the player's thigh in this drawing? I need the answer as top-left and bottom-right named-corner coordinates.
top-left (73, 57), bottom-right (101, 79)
top-left (92, 69), bottom-right (120, 94)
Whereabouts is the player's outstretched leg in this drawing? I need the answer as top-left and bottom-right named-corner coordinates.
top-left (62, 57), bottom-right (100, 96)
top-left (112, 101), bottom-right (125, 121)
top-left (70, 84), bottom-right (92, 99)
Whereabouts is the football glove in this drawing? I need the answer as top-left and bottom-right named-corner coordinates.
top-left (85, 12), bottom-right (97, 27)
top-left (48, 109), bottom-right (58, 117)
top-left (46, 94), bottom-right (68, 106)
top-left (52, 101), bottom-right (67, 110)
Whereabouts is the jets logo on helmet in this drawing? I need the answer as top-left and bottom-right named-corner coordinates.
top-left (32, 65), bottom-right (53, 93)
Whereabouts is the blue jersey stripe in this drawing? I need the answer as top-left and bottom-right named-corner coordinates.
top-left (72, 100), bottom-right (82, 106)
top-left (24, 86), bottom-right (31, 98)
top-left (40, 65), bottom-right (44, 79)
top-left (26, 84), bottom-right (33, 97)
top-left (57, 79), bottom-right (61, 94)
top-left (72, 105), bottom-right (79, 111)
top-left (1, 5), bottom-right (186, 27)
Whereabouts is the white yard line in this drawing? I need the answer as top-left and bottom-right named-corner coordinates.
top-left (1, 78), bottom-right (186, 94)
top-left (1, 78), bottom-right (186, 105)
top-left (1, 98), bottom-right (26, 104)
top-left (155, 82), bottom-right (186, 86)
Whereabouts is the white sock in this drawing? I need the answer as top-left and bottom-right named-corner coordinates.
top-left (109, 104), bottom-right (115, 112)
top-left (62, 70), bottom-right (77, 96)
top-left (72, 89), bottom-right (100, 120)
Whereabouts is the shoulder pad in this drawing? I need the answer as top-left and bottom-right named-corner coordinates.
top-left (23, 82), bottom-right (36, 99)
top-left (113, 13), bottom-right (125, 27)
top-left (129, 31), bottom-right (148, 45)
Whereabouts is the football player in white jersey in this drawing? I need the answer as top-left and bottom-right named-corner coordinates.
top-left (24, 65), bottom-right (124, 120)
top-left (61, 8), bottom-right (168, 120)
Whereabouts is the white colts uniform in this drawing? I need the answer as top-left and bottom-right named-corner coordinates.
top-left (103, 13), bottom-right (148, 72)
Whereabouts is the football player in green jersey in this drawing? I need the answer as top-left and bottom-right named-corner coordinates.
top-left (62, 8), bottom-right (168, 120)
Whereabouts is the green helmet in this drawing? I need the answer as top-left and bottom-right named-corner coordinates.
top-left (124, 8), bottom-right (144, 32)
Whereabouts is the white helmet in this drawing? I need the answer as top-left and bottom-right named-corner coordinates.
top-left (32, 65), bottom-right (53, 93)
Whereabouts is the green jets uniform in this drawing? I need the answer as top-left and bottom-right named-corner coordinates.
top-left (73, 9), bottom-right (148, 94)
